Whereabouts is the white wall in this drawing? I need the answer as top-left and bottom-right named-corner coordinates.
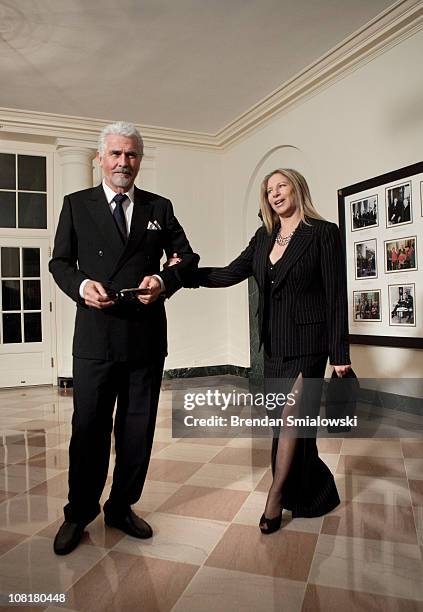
top-left (202, 28), bottom-right (423, 376)
top-left (152, 144), bottom-right (226, 369)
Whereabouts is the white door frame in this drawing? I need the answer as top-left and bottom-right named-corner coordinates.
top-left (0, 141), bottom-right (56, 387)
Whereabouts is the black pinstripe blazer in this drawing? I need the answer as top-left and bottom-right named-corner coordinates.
top-left (187, 218), bottom-right (350, 365)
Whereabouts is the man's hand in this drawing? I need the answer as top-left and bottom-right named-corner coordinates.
top-left (137, 276), bottom-right (163, 304)
top-left (83, 281), bottom-right (115, 309)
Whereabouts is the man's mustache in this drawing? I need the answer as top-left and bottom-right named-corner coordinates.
top-left (113, 167), bottom-right (131, 174)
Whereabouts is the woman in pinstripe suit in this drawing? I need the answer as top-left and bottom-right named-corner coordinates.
top-left (183, 169), bottom-right (351, 533)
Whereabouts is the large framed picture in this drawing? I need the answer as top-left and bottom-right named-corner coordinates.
top-left (338, 161), bottom-right (423, 348)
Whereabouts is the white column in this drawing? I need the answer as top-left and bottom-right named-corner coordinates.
top-left (54, 146), bottom-right (96, 378)
top-left (58, 147), bottom-right (95, 194)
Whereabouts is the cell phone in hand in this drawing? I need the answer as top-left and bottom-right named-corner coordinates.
top-left (106, 287), bottom-right (151, 302)
top-left (118, 287), bottom-right (151, 299)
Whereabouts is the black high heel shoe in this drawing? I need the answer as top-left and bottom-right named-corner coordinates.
top-left (259, 511), bottom-right (282, 535)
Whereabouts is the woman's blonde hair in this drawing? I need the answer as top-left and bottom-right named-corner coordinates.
top-left (259, 168), bottom-right (324, 234)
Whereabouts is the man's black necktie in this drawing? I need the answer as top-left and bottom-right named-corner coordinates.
top-left (112, 193), bottom-right (128, 241)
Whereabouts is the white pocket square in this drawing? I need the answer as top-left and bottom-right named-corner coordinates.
top-left (147, 220), bottom-right (161, 230)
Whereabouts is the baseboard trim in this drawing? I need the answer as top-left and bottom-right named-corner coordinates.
top-left (162, 365), bottom-right (250, 379)
top-left (56, 365), bottom-right (250, 389)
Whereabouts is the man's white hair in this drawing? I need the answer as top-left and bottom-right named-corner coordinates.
top-left (98, 121), bottom-right (144, 156)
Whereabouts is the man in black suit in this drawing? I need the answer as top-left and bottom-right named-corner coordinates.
top-left (49, 121), bottom-right (198, 554)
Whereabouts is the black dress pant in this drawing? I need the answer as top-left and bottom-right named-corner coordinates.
top-left (64, 356), bottom-right (164, 525)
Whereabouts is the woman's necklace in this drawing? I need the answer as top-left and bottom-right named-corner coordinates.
top-left (275, 227), bottom-right (295, 247)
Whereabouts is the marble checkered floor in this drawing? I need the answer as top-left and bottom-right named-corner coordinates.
top-left (0, 378), bottom-right (422, 612)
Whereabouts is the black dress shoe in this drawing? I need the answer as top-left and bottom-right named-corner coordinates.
top-left (53, 521), bottom-right (85, 555)
top-left (104, 509), bottom-right (153, 539)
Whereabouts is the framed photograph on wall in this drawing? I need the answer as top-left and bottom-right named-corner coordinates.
top-left (354, 239), bottom-right (377, 279)
top-left (353, 290), bottom-right (381, 322)
top-left (384, 236), bottom-right (417, 273)
top-left (338, 161), bottom-right (423, 348)
top-left (350, 195), bottom-right (378, 231)
top-left (385, 181), bottom-right (412, 227)
top-left (389, 284), bottom-right (415, 327)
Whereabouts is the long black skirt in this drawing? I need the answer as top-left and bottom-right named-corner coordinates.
top-left (264, 353), bottom-right (340, 518)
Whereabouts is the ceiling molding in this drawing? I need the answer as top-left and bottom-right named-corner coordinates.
top-left (0, 107), bottom-right (217, 151)
top-left (0, 0), bottom-right (421, 152)
top-left (215, 0), bottom-right (423, 148)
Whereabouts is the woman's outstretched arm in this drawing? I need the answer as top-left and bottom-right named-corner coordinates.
top-left (181, 231), bottom-right (258, 289)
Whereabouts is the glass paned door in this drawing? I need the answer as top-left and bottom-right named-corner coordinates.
top-left (0, 154), bottom-right (47, 229)
top-left (0, 238), bottom-right (53, 386)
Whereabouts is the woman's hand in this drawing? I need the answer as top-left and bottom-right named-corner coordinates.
top-left (165, 252), bottom-right (182, 267)
top-left (333, 365), bottom-right (351, 377)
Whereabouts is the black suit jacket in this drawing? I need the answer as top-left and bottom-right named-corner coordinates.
top-left (186, 218), bottom-right (350, 365)
top-left (49, 184), bottom-right (199, 361)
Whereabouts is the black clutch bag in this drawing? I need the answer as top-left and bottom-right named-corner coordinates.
top-left (325, 368), bottom-right (359, 433)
